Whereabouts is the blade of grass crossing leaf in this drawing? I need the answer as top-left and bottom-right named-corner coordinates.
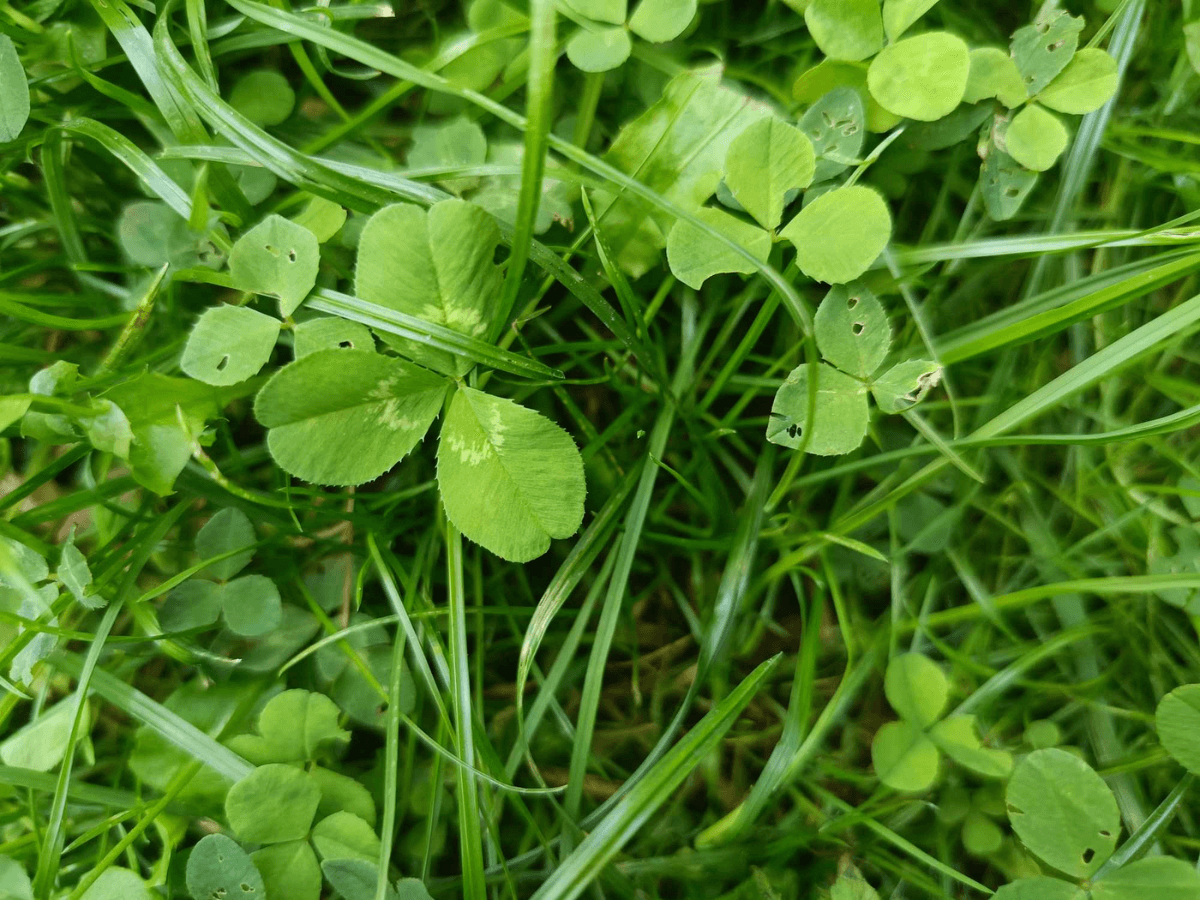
top-left (529, 654), bottom-right (781, 900)
top-left (1092, 774), bottom-right (1195, 880)
top-left (52, 653), bottom-right (253, 782)
top-left (307, 288), bottom-right (561, 380)
top-left (493, 0), bottom-right (555, 341)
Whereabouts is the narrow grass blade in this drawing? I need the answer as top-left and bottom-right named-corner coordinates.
top-left (529, 654), bottom-right (781, 900)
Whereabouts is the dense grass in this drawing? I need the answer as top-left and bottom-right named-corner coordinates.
top-left (3, 0), bottom-right (1200, 898)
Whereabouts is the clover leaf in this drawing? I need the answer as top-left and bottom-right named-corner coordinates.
top-left (830, 863), bottom-right (880, 900)
top-left (995, 749), bottom-right (1200, 899)
top-left (226, 763), bottom-right (322, 844)
top-left (938, 783), bottom-right (1007, 856)
top-left (225, 689), bottom-right (350, 765)
top-left (767, 283), bottom-right (941, 455)
top-left (255, 348), bottom-right (448, 486)
top-left (1156, 683), bottom-right (1200, 775)
top-left (867, 32), bottom-right (971, 122)
top-left (251, 840), bottom-right (321, 900)
top-left (228, 214), bottom-right (320, 317)
top-left (780, 185), bottom-right (892, 284)
top-left (804, 0), bottom-right (883, 63)
top-left (1006, 749), bottom-right (1118, 878)
top-left (355, 199), bottom-right (502, 376)
top-left (186, 833), bottom-right (265, 900)
top-left (181, 305), bottom-right (281, 386)
top-left (0, 35), bottom-right (29, 143)
top-left (159, 507), bottom-right (282, 638)
top-left (437, 387), bottom-right (587, 563)
top-left (870, 653), bottom-right (1012, 792)
top-left (563, 0), bottom-right (698, 73)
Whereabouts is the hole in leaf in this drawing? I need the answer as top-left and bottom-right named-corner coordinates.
top-left (787, 423), bottom-right (802, 439)
top-left (852, 322), bottom-right (865, 335)
top-left (338, 340), bottom-right (353, 348)
top-left (216, 355), bottom-right (230, 371)
top-left (264, 244), bottom-right (278, 255)
top-left (1006, 803), bottom-right (1024, 816)
top-left (1082, 848), bottom-right (1095, 864)
top-left (1048, 39), bottom-right (1064, 51)
top-left (847, 296), bottom-right (859, 310)
top-left (1036, 21), bottom-right (1049, 33)
top-left (1025, 75), bottom-right (1036, 85)
top-left (288, 249), bottom-right (296, 262)
top-left (842, 124), bottom-right (858, 136)
top-left (241, 885), bottom-right (255, 893)
top-left (822, 112), bottom-right (834, 126)
top-left (1099, 830), bottom-right (1111, 837)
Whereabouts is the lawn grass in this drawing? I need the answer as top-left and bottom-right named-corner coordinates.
top-left (3, 0), bottom-right (1200, 898)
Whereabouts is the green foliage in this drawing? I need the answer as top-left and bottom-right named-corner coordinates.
top-left (868, 32), bottom-right (971, 121)
top-left (159, 507), bottom-right (281, 637)
top-left (229, 69), bottom-right (295, 126)
top-left (226, 689), bottom-right (349, 764)
top-left (226, 763), bottom-right (322, 844)
top-left (355, 200), bottom-right (501, 376)
top-left (438, 388), bottom-right (587, 562)
top-left (254, 349), bottom-right (449, 487)
top-left (0, 35), bottom-right (29, 142)
top-left (870, 653), bottom-right (1011, 791)
top-left (1005, 749), bottom-right (1119, 877)
top-left (767, 283), bottom-right (940, 454)
top-left (1004, 105), bottom-right (1069, 173)
top-left (1156, 684), bottom-right (1200, 774)
top-left (5, 2), bottom-right (1199, 899)
top-left (229, 215), bottom-right (321, 316)
top-left (181, 305), bottom-right (280, 386)
top-left (780, 186), bottom-right (891, 284)
top-left (563, 0), bottom-right (697, 72)
top-left (186, 834), bottom-right (265, 900)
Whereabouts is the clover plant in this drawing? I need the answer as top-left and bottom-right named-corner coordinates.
top-left (996, 749), bottom-right (1200, 899)
top-left (766, 283), bottom-right (941, 455)
top-left (871, 652), bottom-right (1011, 791)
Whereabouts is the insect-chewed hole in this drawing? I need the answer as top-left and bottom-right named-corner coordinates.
top-left (1036, 21), bottom-right (1050, 33)
top-left (216, 355), bottom-right (230, 371)
top-left (787, 423), bottom-right (802, 439)
top-left (241, 885), bottom-right (256, 893)
top-left (1082, 848), bottom-right (1095, 864)
top-left (822, 111), bottom-right (834, 126)
top-left (1025, 74), bottom-right (1037, 85)
top-left (842, 124), bottom-right (858, 136)
top-left (847, 295), bottom-right (859, 310)
top-left (287, 249), bottom-right (296, 262)
top-left (1048, 39), bottom-right (1065, 51)
top-left (852, 322), bottom-right (865, 335)
top-left (1005, 187), bottom-right (1020, 198)
top-left (338, 340), bottom-right (353, 348)
top-left (1099, 830), bottom-right (1112, 837)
